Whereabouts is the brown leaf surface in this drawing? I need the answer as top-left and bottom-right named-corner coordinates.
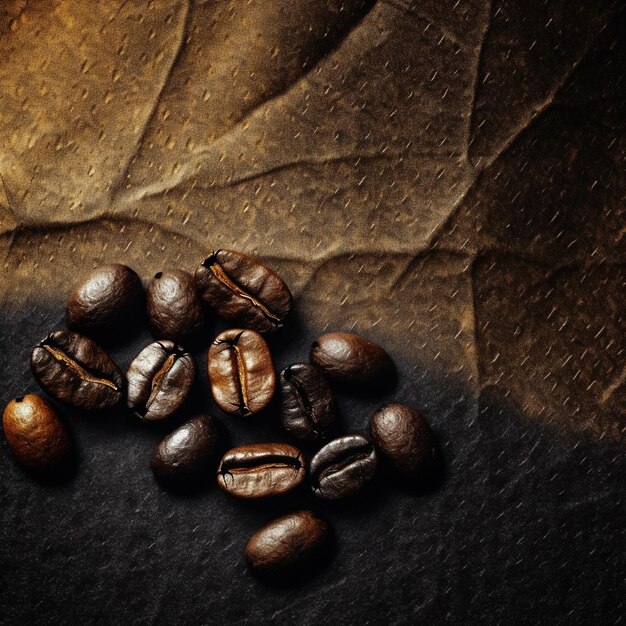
top-left (0, 0), bottom-right (624, 444)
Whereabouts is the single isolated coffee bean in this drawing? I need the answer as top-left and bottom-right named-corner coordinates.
top-left (217, 443), bottom-right (305, 499)
top-left (2, 394), bottom-right (72, 471)
top-left (310, 434), bottom-right (377, 500)
top-left (66, 264), bottom-right (144, 334)
top-left (310, 332), bottom-right (395, 387)
top-left (146, 269), bottom-right (204, 343)
top-left (370, 403), bottom-right (437, 480)
top-left (280, 363), bottom-right (337, 440)
top-left (31, 330), bottom-right (124, 410)
top-left (151, 414), bottom-right (219, 485)
top-left (245, 510), bottom-right (330, 576)
top-left (127, 340), bottom-right (195, 421)
top-left (195, 249), bottom-right (293, 333)
top-left (208, 328), bottom-right (275, 416)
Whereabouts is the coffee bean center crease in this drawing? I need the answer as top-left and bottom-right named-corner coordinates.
top-left (207, 257), bottom-right (281, 326)
top-left (43, 344), bottom-right (119, 391)
top-left (315, 447), bottom-right (373, 483)
top-left (220, 454), bottom-right (303, 473)
top-left (216, 337), bottom-right (250, 413)
top-left (146, 352), bottom-right (177, 407)
top-left (284, 369), bottom-right (317, 428)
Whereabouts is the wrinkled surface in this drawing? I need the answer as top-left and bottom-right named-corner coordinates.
top-left (66, 264), bottom-right (144, 335)
top-left (126, 340), bottom-right (195, 420)
top-left (310, 332), bottom-right (395, 387)
top-left (151, 413), bottom-right (219, 485)
top-left (2, 394), bottom-right (72, 471)
top-left (246, 510), bottom-right (330, 575)
top-left (217, 443), bottom-right (305, 499)
top-left (195, 249), bottom-right (293, 333)
top-left (280, 363), bottom-right (338, 440)
top-left (370, 403), bottom-right (436, 479)
top-left (208, 328), bottom-right (275, 416)
top-left (310, 434), bottom-right (378, 500)
top-left (146, 269), bottom-right (204, 343)
top-left (30, 330), bottom-right (124, 410)
top-left (0, 0), bottom-right (625, 624)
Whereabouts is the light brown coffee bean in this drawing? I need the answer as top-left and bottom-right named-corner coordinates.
top-left (195, 249), bottom-right (292, 333)
top-left (245, 510), bottom-right (330, 575)
top-left (2, 394), bottom-right (72, 471)
top-left (217, 443), bottom-right (305, 499)
top-left (208, 328), bottom-right (275, 416)
top-left (310, 332), bottom-right (395, 387)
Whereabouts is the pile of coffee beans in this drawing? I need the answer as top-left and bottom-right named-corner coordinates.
top-left (2, 249), bottom-right (440, 578)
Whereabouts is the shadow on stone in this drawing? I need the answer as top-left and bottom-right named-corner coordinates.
top-left (329, 364), bottom-right (398, 400)
top-left (395, 442), bottom-right (447, 496)
top-left (151, 468), bottom-right (215, 499)
top-left (27, 447), bottom-right (80, 487)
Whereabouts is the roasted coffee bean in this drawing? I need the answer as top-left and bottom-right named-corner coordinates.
top-left (310, 434), bottom-right (377, 500)
top-left (31, 330), bottom-right (124, 410)
top-left (195, 249), bottom-right (293, 333)
top-left (310, 332), bottom-right (395, 387)
top-left (146, 269), bottom-right (204, 343)
top-left (370, 403), bottom-right (437, 480)
top-left (208, 328), bottom-right (275, 416)
top-left (245, 510), bottom-right (330, 575)
top-left (66, 264), bottom-right (144, 334)
top-left (151, 414), bottom-right (219, 485)
top-left (127, 340), bottom-right (195, 421)
top-left (280, 363), bottom-right (337, 440)
top-left (217, 443), bottom-right (305, 499)
top-left (3, 394), bottom-right (72, 471)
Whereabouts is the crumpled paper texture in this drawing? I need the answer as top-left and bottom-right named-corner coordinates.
top-left (0, 1), bottom-right (624, 624)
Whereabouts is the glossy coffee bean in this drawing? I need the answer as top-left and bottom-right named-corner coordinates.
top-left (310, 434), bottom-right (377, 500)
top-left (208, 329), bottom-right (275, 416)
top-left (31, 330), bottom-right (124, 410)
top-left (217, 443), bottom-right (305, 499)
top-left (3, 395), bottom-right (72, 471)
top-left (151, 414), bottom-right (219, 485)
top-left (195, 249), bottom-right (293, 333)
top-left (245, 510), bottom-right (330, 575)
top-left (66, 264), bottom-right (144, 334)
top-left (280, 363), bottom-right (337, 440)
top-left (127, 340), bottom-right (195, 420)
top-left (310, 332), bottom-right (394, 387)
top-left (370, 403), bottom-right (437, 480)
top-left (146, 269), bottom-right (204, 343)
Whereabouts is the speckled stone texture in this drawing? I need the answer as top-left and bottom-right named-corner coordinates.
top-left (0, 1), bottom-right (624, 624)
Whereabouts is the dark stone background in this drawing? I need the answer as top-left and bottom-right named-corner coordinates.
top-left (0, 1), bottom-right (624, 624)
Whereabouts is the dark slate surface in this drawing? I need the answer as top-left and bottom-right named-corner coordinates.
top-left (0, 1), bottom-right (624, 624)
top-left (1, 302), bottom-right (624, 625)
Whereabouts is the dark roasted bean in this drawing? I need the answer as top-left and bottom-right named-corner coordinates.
top-left (151, 414), bottom-right (219, 485)
top-left (2, 394), bottom-right (72, 471)
top-left (217, 443), bottom-right (305, 498)
top-left (208, 328), bottom-right (275, 416)
top-left (309, 434), bottom-right (377, 499)
top-left (66, 264), bottom-right (144, 334)
top-left (280, 363), bottom-right (337, 440)
top-left (146, 269), bottom-right (204, 343)
top-left (310, 331), bottom-right (395, 387)
top-left (126, 340), bottom-right (195, 421)
top-left (370, 403), bottom-right (437, 480)
top-left (195, 249), bottom-right (293, 333)
top-left (31, 330), bottom-right (124, 410)
top-left (245, 510), bottom-right (330, 575)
